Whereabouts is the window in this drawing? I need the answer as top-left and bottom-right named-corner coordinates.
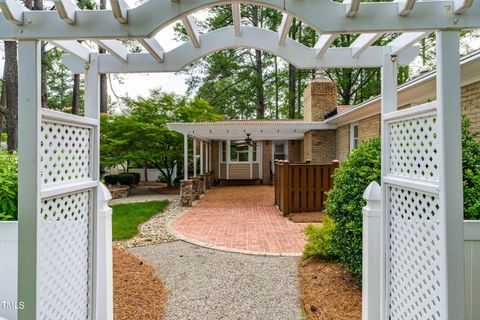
top-left (230, 142), bottom-right (249, 162)
top-left (350, 123), bottom-right (359, 150)
top-left (273, 142), bottom-right (287, 160)
top-left (252, 144), bottom-right (257, 162)
top-left (222, 141), bottom-right (227, 162)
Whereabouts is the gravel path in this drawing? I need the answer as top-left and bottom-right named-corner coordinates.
top-left (109, 193), bottom-right (179, 205)
top-left (129, 241), bottom-right (304, 320)
top-left (115, 200), bottom-right (185, 249)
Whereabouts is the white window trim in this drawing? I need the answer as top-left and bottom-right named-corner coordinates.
top-left (350, 122), bottom-right (359, 151)
top-left (271, 140), bottom-right (288, 172)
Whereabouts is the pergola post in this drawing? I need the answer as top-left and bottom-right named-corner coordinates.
top-left (206, 143), bottom-right (209, 172)
top-left (18, 40), bottom-right (42, 320)
top-left (183, 133), bottom-right (188, 180)
top-left (379, 46), bottom-right (398, 319)
top-left (436, 30), bottom-right (465, 319)
top-left (200, 140), bottom-right (204, 175)
top-left (193, 138), bottom-right (197, 177)
top-left (85, 53), bottom-right (112, 320)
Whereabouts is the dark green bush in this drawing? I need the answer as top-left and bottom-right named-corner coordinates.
top-left (104, 174), bottom-right (119, 185)
top-left (118, 173), bottom-right (136, 186)
top-left (303, 216), bottom-right (338, 259)
top-left (321, 117), bottom-right (480, 285)
top-left (0, 152), bottom-right (18, 221)
top-left (130, 172), bottom-right (141, 184)
top-left (325, 137), bottom-right (381, 284)
top-left (462, 117), bottom-right (480, 220)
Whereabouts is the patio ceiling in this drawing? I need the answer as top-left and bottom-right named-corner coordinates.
top-left (167, 120), bottom-right (335, 141)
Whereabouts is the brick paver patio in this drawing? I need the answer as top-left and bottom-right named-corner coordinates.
top-left (170, 185), bottom-right (308, 255)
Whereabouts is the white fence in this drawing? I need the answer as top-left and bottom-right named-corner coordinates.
top-left (0, 184), bottom-right (113, 320)
top-left (105, 166), bottom-right (177, 182)
top-left (362, 181), bottom-right (480, 320)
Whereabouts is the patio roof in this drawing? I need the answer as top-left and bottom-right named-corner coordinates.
top-left (167, 120), bottom-right (335, 141)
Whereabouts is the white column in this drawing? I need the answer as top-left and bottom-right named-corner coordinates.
top-left (193, 139), bottom-right (197, 177)
top-left (95, 184), bottom-right (113, 320)
top-left (226, 140), bottom-right (231, 179)
top-left (200, 141), bottom-right (204, 175)
top-left (18, 40), bottom-right (42, 320)
top-left (85, 53), bottom-right (111, 320)
top-left (184, 133), bottom-right (188, 180)
top-left (362, 181), bottom-right (382, 320)
top-left (208, 143), bottom-right (212, 171)
top-left (206, 143), bottom-right (209, 172)
top-left (380, 47), bottom-right (398, 318)
top-left (436, 30), bottom-right (465, 319)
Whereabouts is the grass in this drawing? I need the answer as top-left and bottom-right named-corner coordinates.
top-left (111, 200), bottom-right (168, 241)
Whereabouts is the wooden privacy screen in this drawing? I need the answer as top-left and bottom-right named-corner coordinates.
top-left (274, 160), bottom-right (339, 215)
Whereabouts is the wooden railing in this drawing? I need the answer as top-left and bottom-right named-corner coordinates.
top-left (274, 160), bottom-right (339, 215)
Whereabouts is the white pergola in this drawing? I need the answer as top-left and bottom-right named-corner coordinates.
top-left (2, 0), bottom-right (478, 319)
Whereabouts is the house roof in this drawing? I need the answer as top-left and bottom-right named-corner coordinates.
top-left (167, 121), bottom-right (335, 141)
top-left (325, 49), bottom-right (480, 126)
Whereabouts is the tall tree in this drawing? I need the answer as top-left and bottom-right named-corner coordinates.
top-left (4, 41), bottom-right (18, 152)
top-left (99, 0), bottom-right (108, 113)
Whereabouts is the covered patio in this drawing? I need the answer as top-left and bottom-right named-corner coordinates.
top-left (170, 185), bottom-right (309, 255)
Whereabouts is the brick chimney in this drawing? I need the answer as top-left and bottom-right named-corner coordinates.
top-left (303, 70), bottom-right (337, 121)
top-left (303, 70), bottom-right (337, 164)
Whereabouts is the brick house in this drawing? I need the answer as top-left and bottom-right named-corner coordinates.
top-left (168, 49), bottom-right (480, 185)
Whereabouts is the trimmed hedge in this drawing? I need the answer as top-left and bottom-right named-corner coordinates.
top-left (326, 137), bottom-right (381, 284)
top-left (131, 172), bottom-right (141, 184)
top-left (104, 174), bottom-right (119, 185)
top-left (0, 152), bottom-right (18, 221)
top-left (118, 173), bottom-right (136, 186)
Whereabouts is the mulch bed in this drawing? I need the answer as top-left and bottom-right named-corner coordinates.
top-left (288, 211), bottom-right (325, 223)
top-left (298, 257), bottom-right (362, 320)
top-left (113, 246), bottom-right (167, 320)
top-left (151, 186), bottom-right (180, 195)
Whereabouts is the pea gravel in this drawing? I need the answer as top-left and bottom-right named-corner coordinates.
top-left (129, 241), bottom-right (305, 320)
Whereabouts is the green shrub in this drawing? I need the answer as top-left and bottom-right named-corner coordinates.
top-left (104, 174), bottom-right (119, 185)
top-left (0, 152), bottom-right (18, 221)
top-left (324, 118), bottom-right (480, 284)
top-left (118, 173), bottom-right (136, 185)
top-left (462, 117), bottom-right (480, 220)
top-left (131, 172), bottom-right (141, 184)
top-left (303, 216), bottom-right (338, 259)
top-left (326, 137), bottom-right (381, 284)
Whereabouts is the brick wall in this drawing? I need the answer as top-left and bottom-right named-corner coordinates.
top-left (462, 81), bottom-right (480, 135)
top-left (358, 114), bottom-right (381, 143)
top-left (303, 130), bottom-right (336, 164)
top-left (288, 140), bottom-right (302, 163)
top-left (336, 124), bottom-right (350, 161)
top-left (262, 141), bottom-right (272, 184)
top-left (211, 141), bottom-right (219, 179)
top-left (303, 79), bottom-right (337, 121)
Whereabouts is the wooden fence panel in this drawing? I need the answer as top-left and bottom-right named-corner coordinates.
top-left (274, 160), bottom-right (339, 215)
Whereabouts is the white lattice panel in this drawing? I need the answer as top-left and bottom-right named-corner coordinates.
top-left (388, 112), bottom-right (439, 181)
top-left (41, 120), bottom-right (91, 185)
top-left (388, 186), bottom-right (444, 319)
top-left (384, 103), bottom-right (447, 320)
top-left (38, 191), bottom-right (91, 320)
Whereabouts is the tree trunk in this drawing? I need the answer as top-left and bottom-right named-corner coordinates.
top-left (144, 160), bottom-right (149, 182)
top-left (4, 41), bottom-right (18, 152)
top-left (99, 0), bottom-right (108, 114)
top-left (0, 79), bottom-right (6, 143)
top-left (251, 6), bottom-right (265, 119)
top-left (274, 56), bottom-right (279, 119)
top-left (72, 74), bottom-right (80, 115)
top-left (288, 20), bottom-right (298, 119)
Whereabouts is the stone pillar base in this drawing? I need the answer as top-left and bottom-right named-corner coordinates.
top-left (204, 172), bottom-right (212, 190)
top-left (180, 180), bottom-right (193, 207)
top-left (191, 176), bottom-right (202, 200)
top-left (199, 174), bottom-right (207, 193)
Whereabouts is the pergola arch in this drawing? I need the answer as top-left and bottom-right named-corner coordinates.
top-left (62, 26), bottom-right (419, 74)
